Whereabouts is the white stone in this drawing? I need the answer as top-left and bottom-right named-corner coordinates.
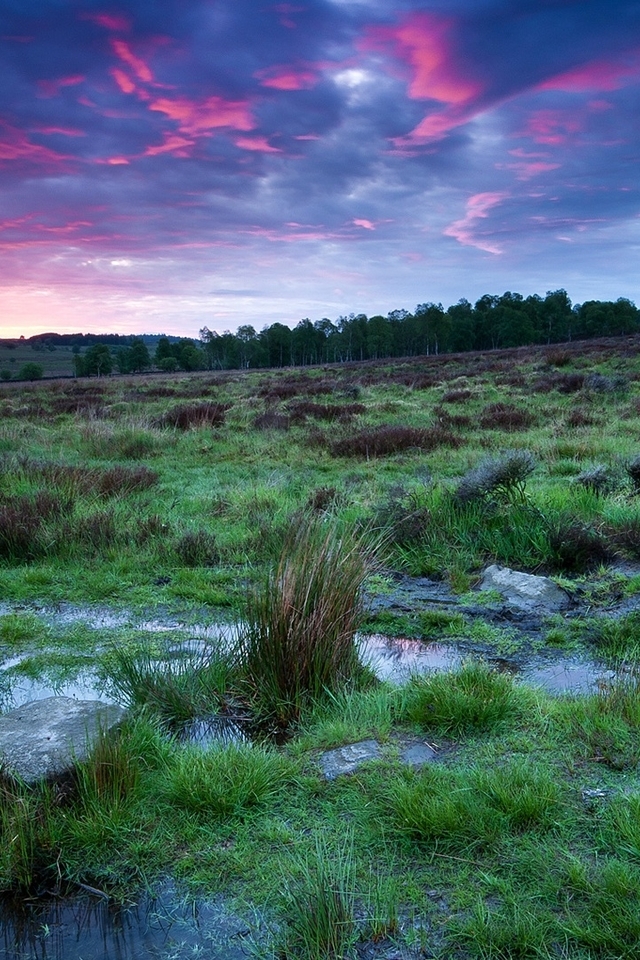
top-left (0, 697), bottom-right (127, 784)
top-left (480, 565), bottom-right (570, 612)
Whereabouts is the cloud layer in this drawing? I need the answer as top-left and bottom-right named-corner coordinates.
top-left (1, 0), bottom-right (639, 336)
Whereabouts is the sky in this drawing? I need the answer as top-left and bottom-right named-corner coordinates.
top-left (1, 0), bottom-right (640, 339)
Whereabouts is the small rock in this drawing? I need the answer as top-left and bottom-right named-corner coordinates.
top-left (0, 697), bottom-right (127, 785)
top-left (480, 565), bottom-right (570, 613)
top-left (400, 743), bottom-right (437, 767)
top-left (319, 739), bottom-right (382, 780)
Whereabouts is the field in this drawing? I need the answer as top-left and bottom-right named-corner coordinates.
top-left (1, 336), bottom-right (640, 957)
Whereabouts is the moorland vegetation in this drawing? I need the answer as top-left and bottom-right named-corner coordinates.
top-left (1, 334), bottom-right (640, 957)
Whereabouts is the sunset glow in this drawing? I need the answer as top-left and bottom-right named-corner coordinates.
top-left (0, 1), bottom-right (638, 338)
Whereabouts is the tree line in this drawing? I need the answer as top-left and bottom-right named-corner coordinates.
top-left (11, 289), bottom-right (638, 378)
top-left (198, 290), bottom-right (640, 369)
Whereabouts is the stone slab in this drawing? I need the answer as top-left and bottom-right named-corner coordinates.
top-left (480, 564), bottom-right (570, 613)
top-left (319, 739), bottom-right (382, 780)
top-left (400, 742), bottom-right (438, 767)
top-left (0, 697), bottom-right (127, 784)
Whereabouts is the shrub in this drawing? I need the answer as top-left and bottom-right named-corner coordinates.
top-left (548, 519), bottom-right (612, 573)
top-left (17, 362), bottom-right (44, 381)
top-left (584, 373), bottom-right (627, 393)
top-left (253, 411), bottom-right (290, 431)
top-left (454, 449), bottom-right (536, 504)
top-left (566, 409), bottom-right (594, 428)
top-left (329, 425), bottom-right (460, 458)
top-left (574, 464), bottom-right (620, 495)
top-left (156, 402), bottom-right (230, 430)
top-left (625, 455), bottom-right (640, 493)
top-left (173, 529), bottom-right (218, 566)
top-left (441, 388), bottom-right (471, 403)
top-left (239, 520), bottom-right (371, 725)
top-left (479, 402), bottom-right (535, 431)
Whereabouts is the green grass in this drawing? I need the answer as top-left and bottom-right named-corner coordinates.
top-left (4, 346), bottom-right (640, 951)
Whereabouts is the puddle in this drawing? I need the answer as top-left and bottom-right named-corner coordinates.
top-left (0, 882), bottom-right (254, 960)
top-left (521, 659), bottom-right (616, 693)
top-left (361, 634), bottom-right (462, 682)
top-left (176, 715), bottom-right (248, 746)
top-left (4, 671), bottom-right (115, 710)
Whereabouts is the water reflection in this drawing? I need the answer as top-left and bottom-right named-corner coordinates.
top-left (0, 884), bottom-right (251, 960)
top-left (360, 634), bottom-right (462, 682)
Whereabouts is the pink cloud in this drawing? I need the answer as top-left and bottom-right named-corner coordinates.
top-left (0, 123), bottom-right (71, 166)
top-left (81, 12), bottom-right (131, 32)
top-left (235, 136), bottom-right (280, 153)
top-left (111, 39), bottom-right (154, 83)
top-left (257, 65), bottom-right (318, 90)
top-left (34, 126), bottom-right (86, 137)
top-left (521, 110), bottom-right (583, 145)
top-left (443, 192), bottom-right (507, 254)
top-left (150, 96), bottom-right (254, 135)
top-left (110, 67), bottom-right (137, 95)
top-left (144, 133), bottom-right (195, 157)
top-left (273, 4), bottom-right (304, 30)
top-left (353, 218), bottom-right (375, 230)
top-left (37, 74), bottom-right (84, 98)
top-left (501, 160), bottom-right (561, 181)
top-left (363, 13), bottom-right (482, 144)
top-left (540, 49), bottom-right (640, 92)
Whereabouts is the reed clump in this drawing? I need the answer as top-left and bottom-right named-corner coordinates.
top-left (239, 520), bottom-right (372, 726)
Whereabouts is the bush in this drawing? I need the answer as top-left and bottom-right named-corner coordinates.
top-left (17, 362), bottom-right (44, 381)
top-left (329, 425), bottom-right (460, 458)
top-left (156, 402), bottom-right (230, 429)
top-left (454, 449), bottom-right (536, 504)
top-left (573, 464), bottom-right (617, 495)
top-left (479, 402), bottom-right (535, 431)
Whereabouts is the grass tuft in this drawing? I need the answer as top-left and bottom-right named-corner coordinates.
top-left (403, 661), bottom-right (522, 734)
top-left (239, 520), bottom-right (372, 726)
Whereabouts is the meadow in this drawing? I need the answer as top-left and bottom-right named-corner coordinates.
top-left (1, 336), bottom-right (640, 957)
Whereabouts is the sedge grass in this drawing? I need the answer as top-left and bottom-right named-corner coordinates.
top-left (238, 518), bottom-right (373, 726)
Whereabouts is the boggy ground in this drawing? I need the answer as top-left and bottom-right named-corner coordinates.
top-left (2, 337), bottom-right (640, 957)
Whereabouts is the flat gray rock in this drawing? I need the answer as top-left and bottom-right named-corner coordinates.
top-left (0, 697), bottom-right (127, 784)
top-left (480, 565), bottom-right (570, 613)
top-left (319, 739), bottom-right (382, 780)
top-left (400, 742), bottom-right (438, 767)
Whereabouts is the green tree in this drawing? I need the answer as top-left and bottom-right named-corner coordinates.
top-left (17, 362), bottom-right (44, 380)
top-left (82, 343), bottom-right (113, 376)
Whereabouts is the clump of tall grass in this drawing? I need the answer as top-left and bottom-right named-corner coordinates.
top-left (172, 528), bottom-right (219, 567)
top-left (239, 520), bottom-right (372, 726)
top-left (155, 401), bottom-right (230, 430)
top-left (547, 516), bottom-right (613, 572)
top-left (106, 641), bottom-right (238, 728)
top-left (79, 421), bottom-right (163, 459)
top-left (402, 661), bottom-right (522, 734)
top-left (163, 742), bottom-right (291, 818)
top-left (557, 668), bottom-right (640, 770)
top-left (454, 449), bottom-right (536, 504)
top-left (479, 402), bottom-right (535, 431)
top-left (389, 760), bottom-right (562, 852)
top-left (277, 834), bottom-right (357, 960)
top-left (0, 779), bottom-right (58, 892)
